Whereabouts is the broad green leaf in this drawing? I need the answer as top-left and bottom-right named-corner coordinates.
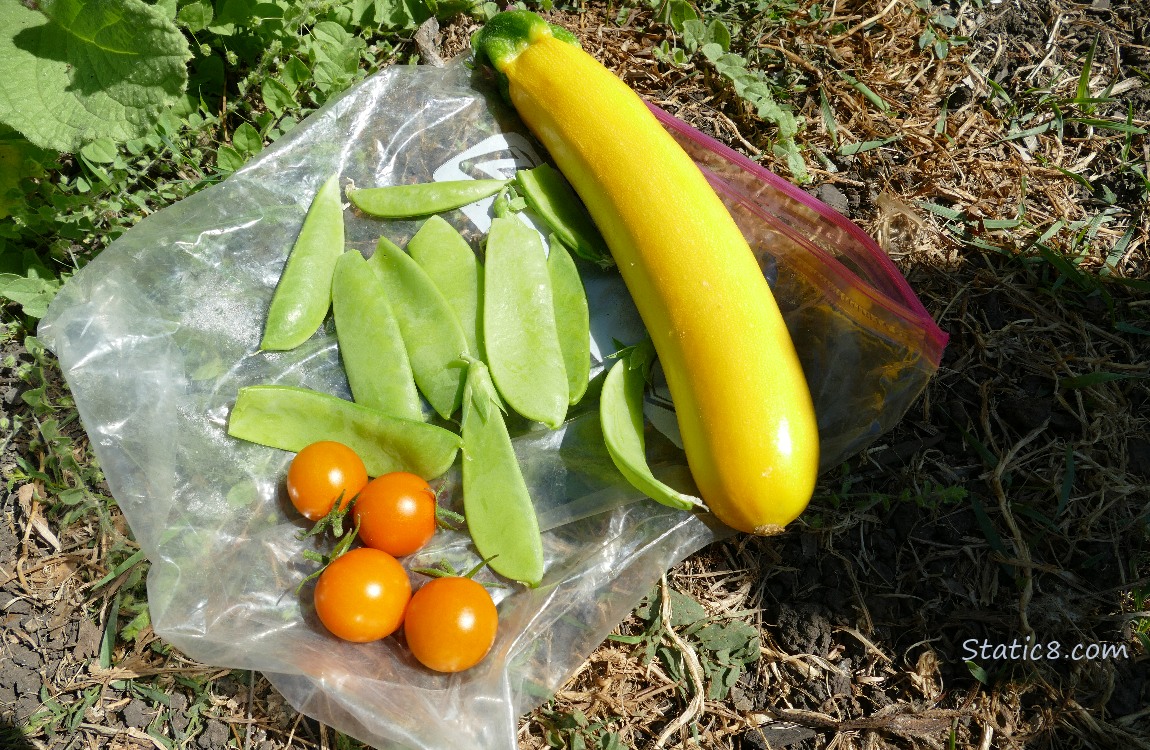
top-left (661, 0), bottom-right (697, 32)
top-left (177, 0), bottom-right (214, 32)
top-left (231, 122), bottom-right (262, 156)
top-left (0, 272), bottom-right (61, 319)
top-left (681, 18), bottom-right (705, 51)
top-left (153, 0), bottom-right (177, 19)
top-left (706, 20), bottom-right (731, 51)
top-left (215, 145), bottom-right (245, 172)
top-left (80, 138), bottom-right (118, 164)
top-left (0, 0), bottom-right (191, 152)
top-left (700, 42), bottom-right (724, 61)
top-left (261, 78), bottom-right (295, 116)
top-left (207, 0), bottom-right (256, 34)
top-left (281, 57), bottom-right (311, 90)
top-left (366, 0), bottom-right (436, 30)
top-left (0, 128), bottom-right (51, 220)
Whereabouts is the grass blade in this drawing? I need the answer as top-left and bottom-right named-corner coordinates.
top-left (1076, 34), bottom-right (1097, 105)
top-left (836, 70), bottom-right (891, 113)
top-left (1059, 371), bottom-right (1147, 389)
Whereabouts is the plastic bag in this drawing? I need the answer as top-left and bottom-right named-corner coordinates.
top-left (38, 59), bottom-right (945, 750)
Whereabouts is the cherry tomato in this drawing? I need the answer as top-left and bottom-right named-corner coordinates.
top-left (313, 548), bottom-right (411, 642)
top-left (353, 472), bottom-right (437, 557)
top-left (286, 441), bottom-right (368, 521)
top-left (403, 576), bottom-right (498, 673)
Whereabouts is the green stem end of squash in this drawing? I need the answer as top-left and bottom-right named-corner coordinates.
top-left (471, 10), bottom-right (579, 97)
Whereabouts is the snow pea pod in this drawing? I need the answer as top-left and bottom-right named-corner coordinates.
top-left (228, 385), bottom-right (460, 479)
top-left (407, 216), bottom-right (484, 360)
top-left (347, 179), bottom-right (510, 218)
top-left (515, 164), bottom-right (611, 268)
top-left (331, 251), bottom-right (424, 421)
top-left (600, 343), bottom-right (704, 512)
top-left (460, 359), bottom-right (544, 586)
top-left (483, 216), bottom-right (568, 428)
top-left (261, 174), bottom-right (344, 351)
top-left (546, 235), bottom-right (590, 406)
top-left (368, 236), bottom-right (470, 420)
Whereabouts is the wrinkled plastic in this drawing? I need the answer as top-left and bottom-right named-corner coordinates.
top-left (38, 59), bottom-right (946, 750)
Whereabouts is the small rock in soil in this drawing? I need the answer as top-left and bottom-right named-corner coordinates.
top-left (774, 602), bottom-right (833, 658)
top-left (122, 698), bottom-right (153, 729)
top-left (169, 692), bottom-right (192, 735)
top-left (812, 184), bottom-right (850, 217)
top-left (73, 616), bottom-right (102, 660)
top-left (3, 596), bottom-right (32, 616)
top-left (9, 643), bottom-right (42, 670)
top-left (197, 718), bottom-right (232, 750)
top-left (15, 694), bottom-right (41, 721)
top-left (742, 722), bottom-right (818, 749)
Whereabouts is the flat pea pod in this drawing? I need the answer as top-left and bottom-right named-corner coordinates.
top-left (228, 385), bottom-right (460, 479)
top-left (368, 236), bottom-right (470, 420)
top-left (515, 164), bottom-right (611, 268)
top-left (600, 343), bottom-right (704, 512)
top-left (483, 216), bottom-right (568, 429)
top-left (460, 359), bottom-right (544, 586)
top-left (546, 235), bottom-right (591, 406)
top-left (261, 174), bottom-right (345, 351)
top-left (347, 179), bottom-right (510, 218)
top-left (331, 250), bottom-right (424, 421)
top-left (408, 216), bottom-right (484, 360)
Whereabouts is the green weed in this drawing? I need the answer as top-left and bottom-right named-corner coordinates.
top-left (611, 586), bottom-right (760, 702)
top-left (640, 0), bottom-right (809, 181)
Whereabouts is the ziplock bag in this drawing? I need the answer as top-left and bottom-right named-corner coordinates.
top-left (38, 58), bottom-right (946, 750)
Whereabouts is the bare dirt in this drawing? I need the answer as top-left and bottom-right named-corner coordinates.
top-left (4, 0), bottom-right (1149, 748)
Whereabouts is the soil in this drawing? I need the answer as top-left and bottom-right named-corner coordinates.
top-left (4, 0), bottom-right (1149, 749)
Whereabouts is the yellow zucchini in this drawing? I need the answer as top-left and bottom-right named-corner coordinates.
top-left (473, 11), bottom-right (819, 534)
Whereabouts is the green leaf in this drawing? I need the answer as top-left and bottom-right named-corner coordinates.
top-left (207, 0), bottom-right (256, 34)
top-left (665, 0), bottom-right (698, 33)
top-left (681, 19), bottom-right (705, 51)
top-left (700, 42), bottom-right (725, 61)
top-left (176, 0), bottom-right (214, 32)
top-left (79, 137), bottom-right (118, 164)
top-left (231, 122), bottom-right (262, 156)
top-left (0, 129), bottom-right (51, 220)
top-left (667, 590), bottom-right (707, 628)
top-left (0, 272), bottom-right (61, 319)
top-left (215, 145), bottom-right (245, 173)
top-left (0, 0), bottom-right (191, 152)
top-left (705, 19), bottom-right (731, 51)
top-left (261, 78), bottom-right (296, 116)
top-left (281, 57), bottom-right (311, 90)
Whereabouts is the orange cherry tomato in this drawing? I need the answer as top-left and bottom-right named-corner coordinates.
top-left (313, 548), bottom-right (411, 642)
top-left (286, 441), bottom-right (368, 521)
top-left (353, 472), bottom-right (437, 557)
top-left (403, 576), bottom-right (498, 673)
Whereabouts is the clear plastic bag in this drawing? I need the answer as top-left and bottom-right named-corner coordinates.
top-left (38, 59), bottom-right (946, 750)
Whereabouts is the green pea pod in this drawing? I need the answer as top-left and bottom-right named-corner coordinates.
top-left (261, 174), bottom-right (345, 351)
top-left (600, 343), bottom-right (704, 512)
top-left (483, 216), bottom-right (568, 428)
top-left (228, 385), bottom-right (460, 479)
top-left (347, 179), bottom-right (510, 218)
top-left (546, 236), bottom-right (591, 406)
top-left (368, 236), bottom-right (470, 420)
top-left (515, 164), bottom-right (611, 269)
top-left (408, 216), bottom-right (484, 360)
top-left (331, 251), bottom-right (424, 421)
top-left (460, 359), bottom-right (544, 586)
